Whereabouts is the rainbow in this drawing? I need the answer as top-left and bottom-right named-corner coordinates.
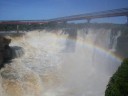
top-left (52, 33), bottom-right (122, 62)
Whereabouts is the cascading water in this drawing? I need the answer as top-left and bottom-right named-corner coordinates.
top-left (110, 30), bottom-right (121, 52)
top-left (0, 28), bottom-right (121, 96)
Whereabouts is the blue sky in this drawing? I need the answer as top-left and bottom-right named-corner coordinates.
top-left (0, 0), bottom-right (128, 23)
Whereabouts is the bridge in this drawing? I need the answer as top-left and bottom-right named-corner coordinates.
top-left (47, 8), bottom-right (128, 23)
top-left (0, 8), bottom-right (128, 25)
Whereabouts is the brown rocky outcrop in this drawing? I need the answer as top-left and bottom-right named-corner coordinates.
top-left (0, 36), bottom-right (12, 68)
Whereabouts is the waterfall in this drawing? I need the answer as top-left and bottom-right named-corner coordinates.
top-left (110, 30), bottom-right (121, 52)
top-left (0, 29), bottom-right (121, 96)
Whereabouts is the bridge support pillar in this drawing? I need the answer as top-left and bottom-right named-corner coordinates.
top-left (17, 25), bottom-right (19, 34)
top-left (87, 19), bottom-right (91, 23)
top-left (85, 19), bottom-right (91, 34)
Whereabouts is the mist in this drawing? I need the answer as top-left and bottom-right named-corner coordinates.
top-left (0, 27), bottom-right (121, 96)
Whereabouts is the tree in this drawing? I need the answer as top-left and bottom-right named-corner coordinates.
top-left (105, 58), bottom-right (128, 96)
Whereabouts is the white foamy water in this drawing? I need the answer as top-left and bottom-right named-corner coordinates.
top-left (0, 29), bottom-right (121, 96)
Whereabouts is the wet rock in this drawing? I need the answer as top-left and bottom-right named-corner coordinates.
top-left (117, 36), bottom-right (128, 58)
top-left (1, 70), bottom-right (19, 80)
top-left (0, 52), bottom-right (3, 66)
top-left (0, 36), bottom-right (24, 69)
top-left (0, 36), bottom-right (12, 69)
top-left (0, 36), bottom-right (11, 49)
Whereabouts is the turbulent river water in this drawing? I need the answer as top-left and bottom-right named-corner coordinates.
top-left (0, 28), bottom-right (121, 96)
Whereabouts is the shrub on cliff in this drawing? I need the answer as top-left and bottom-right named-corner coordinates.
top-left (105, 58), bottom-right (128, 96)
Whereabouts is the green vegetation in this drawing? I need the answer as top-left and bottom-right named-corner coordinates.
top-left (105, 58), bottom-right (128, 96)
top-left (0, 24), bottom-right (44, 31)
top-left (0, 22), bottom-right (127, 31)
